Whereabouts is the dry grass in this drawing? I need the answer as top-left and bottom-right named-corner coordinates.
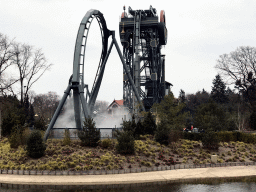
top-left (0, 136), bottom-right (256, 171)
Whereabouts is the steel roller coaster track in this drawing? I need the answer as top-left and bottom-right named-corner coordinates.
top-left (43, 9), bottom-right (144, 141)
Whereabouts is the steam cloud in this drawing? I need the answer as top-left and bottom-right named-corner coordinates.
top-left (51, 98), bottom-right (130, 138)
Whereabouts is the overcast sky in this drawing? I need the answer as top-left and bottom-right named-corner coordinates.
top-left (1, 0), bottom-right (256, 103)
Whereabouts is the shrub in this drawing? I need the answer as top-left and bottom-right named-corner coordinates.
top-left (21, 128), bottom-right (32, 146)
top-left (26, 130), bottom-right (46, 158)
top-left (193, 159), bottom-right (200, 164)
top-left (115, 131), bottom-right (135, 155)
top-left (217, 132), bottom-right (236, 142)
top-left (142, 112), bottom-right (157, 135)
top-left (122, 115), bottom-right (136, 134)
top-left (250, 111), bottom-right (256, 130)
top-left (75, 165), bottom-right (82, 171)
top-left (62, 129), bottom-right (71, 146)
top-left (154, 120), bottom-right (170, 145)
top-left (202, 130), bottom-right (219, 150)
top-left (9, 127), bottom-right (22, 148)
top-left (100, 138), bottom-right (113, 149)
top-left (217, 159), bottom-right (224, 163)
top-left (169, 130), bottom-right (183, 143)
top-left (134, 119), bottom-right (145, 139)
top-left (34, 117), bottom-right (47, 131)
top-left (78, 117), bottom-right (100, 147)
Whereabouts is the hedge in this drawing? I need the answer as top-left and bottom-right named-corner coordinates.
top-left (182, 131), bottom-right (256, 144)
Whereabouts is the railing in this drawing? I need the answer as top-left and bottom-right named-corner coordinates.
top-left (48, 128), bottom-right (122, 139)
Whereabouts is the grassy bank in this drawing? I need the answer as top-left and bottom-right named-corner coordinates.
top-left (0, 135), bottom-right (256, 171)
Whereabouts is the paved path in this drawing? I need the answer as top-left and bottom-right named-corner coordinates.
top-left (0, 166), bottom-right (256, 185)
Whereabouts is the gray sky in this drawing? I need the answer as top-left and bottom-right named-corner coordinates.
top-left (1, 0), bottom-right (256, 103)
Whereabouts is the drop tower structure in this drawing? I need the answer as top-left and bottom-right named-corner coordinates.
top-left (119, 6), bottom-right (168, 113)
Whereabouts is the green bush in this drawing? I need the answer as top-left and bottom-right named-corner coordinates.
top-left (9, 126), bottom-right (31, 148)
top-left (26, 130), bottom-right (46, 158)
top-left (169, 130), bottom-right (183, 143)
top-left (142, 112), bottom-right (157, 135)
top-left (134, 119), bottom-right (144, 139)
top-left (202, 130), bottom-right (219, 150)
top-left (78, 117), bottom-right (100, 147)
top-left (34, 117), bottom-right (47, 131)
top-left (250, 111), bottom-right (256, 130)
top-left (116, 131), bottom-right (135, 155)
top-left (2, 112), bottom-right (16, 137)
top-left (9, 127), bottom-right (22, 148)
top-left (217, 131), bottom-right (236, 142)
top-left (241, 132), bottom-right (256, 144)
top-left (21, 128), bottom-right (32, 146)
top-left (194, 101), bottom-right (228, 131)
top-left (100, 138), bottom-right (113, 149)
top-left (154, 120), bottom-right (170, 145)
top-left (233, 132), bottom-right (256, 144)
top-left (1, 96), bottom-right (26, 137)
top-left (62, 129), bottom-right (71, 146)
top-left (182, 132), bottom-right (203, 141)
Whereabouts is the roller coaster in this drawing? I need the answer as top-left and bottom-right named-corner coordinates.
top-left (43, 6), bottom-right (168, 141)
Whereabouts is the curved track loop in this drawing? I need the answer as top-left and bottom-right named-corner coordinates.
top-left (44, 9), bottom-right (145, 141)
top-left (72, 9), bottom-right (110, 128)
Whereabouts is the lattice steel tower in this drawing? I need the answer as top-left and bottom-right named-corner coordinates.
top-left (119, 5), bottom-right (168, 113)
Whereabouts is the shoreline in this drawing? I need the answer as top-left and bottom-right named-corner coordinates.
top-left (0, 165), bottom-right (256, 186)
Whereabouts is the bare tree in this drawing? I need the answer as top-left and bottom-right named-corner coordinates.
top-left (94, 100), bottom-right (109, 113)
top-left (215, 46), bottom-right (256, 110)
top-left (33, 92), bottom-right (60, 123)
top-left (12, 43), bottom-right (53, 105)
top-left (0, 33), bottom-right (17, 95)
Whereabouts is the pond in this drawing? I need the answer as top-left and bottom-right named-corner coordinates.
top-left (1, 176), bottom-right (256, 192)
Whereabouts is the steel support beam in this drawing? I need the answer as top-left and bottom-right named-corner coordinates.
top-left (43, 85), bottom-right (72, 141)
top-left (112, 31), bottom-right (145, 112)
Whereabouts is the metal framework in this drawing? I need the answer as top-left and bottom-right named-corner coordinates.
top-left (120, 6), bottom-right (168, 112)
top-left (43, 9), bottom-right (144, 141)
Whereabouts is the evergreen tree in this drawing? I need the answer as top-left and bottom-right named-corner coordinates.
top-left (78, 117), bottom-right (100, 147)
top-left (1, 112), bottom-right (16, 137)
top-left (26, 130), bottom-right (46, 158)
top-left (116, 130), bottom-right (135, 155)
top-left (183, 89), bottom-right (210, 119)
top-left (250, 111), bottom-right (256, 130)
top-left (28, 105), bottom-right (35, 127)
top-left (1, 95), bottom-right (26, 136)
top-left (134, 119), bottom-right (144, 139)
top-left (202, 130), bottom-right (219, 150)
top-left (115, 116), bottom-right (136, 155)
top-left (24, 96), bottom-right (30, 121)
top-left (179, 89), bottom-right (186, 103)
top-left (142, 112), bottom-right (156, 135)
top-left (155, 119), bottom-right (170, 145)
top-left (211, 74), bottom-right (228, 104)
top-left (34, 116), bottom-right (47, 130)
top-left (194, 100), bottom-right (227, 131)
top-left (152, 93), bottom-right (189, 130)
top-left (122, 114), bottom-right (136, 133)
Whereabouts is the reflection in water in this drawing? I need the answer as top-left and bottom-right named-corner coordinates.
top-left (1, 177), bottom-right (256, 192)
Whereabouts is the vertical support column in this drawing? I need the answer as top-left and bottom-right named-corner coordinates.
top-left (113, 32), bottom-right (145, 112)
top-left (134, 13), bottom-right (141, 116)
top-left (73, 87), bottom-right (82, 129)
top-left (162, 55), bottom-right (166, 97)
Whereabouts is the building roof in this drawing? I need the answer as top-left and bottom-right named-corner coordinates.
top-left (107, 99), bottom-right (123, 109)
top-left (115, 99), bottom-right (123, 106)
top-left (165, 81), bottom-right (173, 86)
